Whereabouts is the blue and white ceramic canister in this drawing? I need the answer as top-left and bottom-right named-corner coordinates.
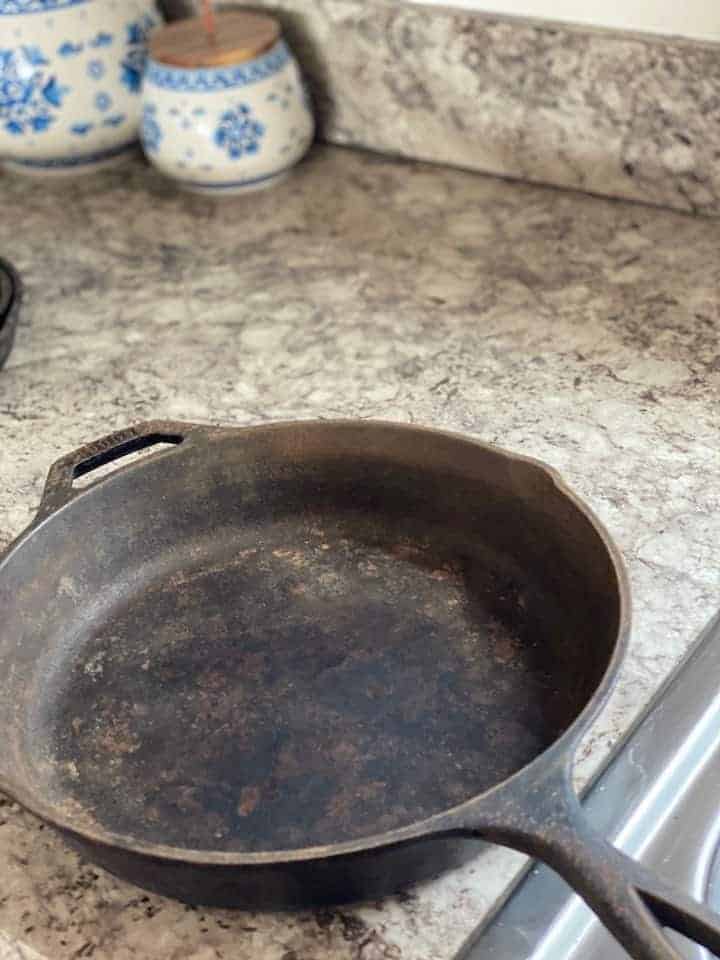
top-left (0, 0), bottom-right (162, 175)
top-left (141, 11), bottom-right (314, 194)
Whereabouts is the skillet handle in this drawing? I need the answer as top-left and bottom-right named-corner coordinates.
top-left (37, 420), bottom-right (195, 517)
top-left (457, 759), bottom-right (720, 960)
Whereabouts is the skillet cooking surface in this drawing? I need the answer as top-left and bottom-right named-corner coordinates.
top-left (42, 510), bottom-right (569, 852)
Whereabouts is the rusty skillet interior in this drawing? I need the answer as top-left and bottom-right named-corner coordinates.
top-left (0, 421), bottom-right (620, 857)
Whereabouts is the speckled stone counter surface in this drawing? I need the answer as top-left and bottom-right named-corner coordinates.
top-left (0, 145), bottom-right (719, 959)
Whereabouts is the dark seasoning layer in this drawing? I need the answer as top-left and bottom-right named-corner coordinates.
top-left (46, 511), bottom-right (563, 852)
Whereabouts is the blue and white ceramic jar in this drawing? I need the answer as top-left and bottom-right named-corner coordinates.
top-left (0, 0), bottom-right (162, 175)
top-left (141, 13), bottom-right (314, 195)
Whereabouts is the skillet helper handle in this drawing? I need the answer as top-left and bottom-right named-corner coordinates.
top-left (38, 420), bottom-right (191, 516)
top-left (460, 762), bottom-right (720, 960)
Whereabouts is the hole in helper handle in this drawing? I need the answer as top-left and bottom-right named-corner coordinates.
top-left (455, 759), bottom-right (720, 960)
top-left (37, 420), bottom-right (196, 517)
top-left (72, 432), bottom-right (183, 482)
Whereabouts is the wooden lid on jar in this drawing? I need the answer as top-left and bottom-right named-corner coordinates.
top-left (150, 10), bottom-right (281, 68)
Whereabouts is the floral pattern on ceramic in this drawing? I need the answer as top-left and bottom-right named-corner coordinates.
top-left (121, 15), bottom-right (153, 93)
top-left (141, 39), bottom-right (314, 195)
top-left (144, 42), bottom-right (290, 94)
top-left (0, 0), bottom-right (87, 11)
top-left (0, 0), bottom-right (162, 175)
top-left (86, 57), bottom-right (105, 80)
top-left (90, 31), bottom-right (112, 48)
top-left (214, 103), bottom-right (264, 159)
top-left (140, 102), bottom-right (160, 153)
top-left (58, 41), bottom-right (83, 57)
top-left (0, 46), bottom-right (67, 135)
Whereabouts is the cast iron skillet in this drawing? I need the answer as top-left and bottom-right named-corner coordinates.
top-left (1, 420), bottom-right (719, 960)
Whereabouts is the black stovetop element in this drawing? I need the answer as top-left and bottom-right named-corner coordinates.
top-left (0, 257), bottom-right (21, 370)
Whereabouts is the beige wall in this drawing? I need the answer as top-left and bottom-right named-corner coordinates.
top-left (410, 0), bottom-right (720, 41)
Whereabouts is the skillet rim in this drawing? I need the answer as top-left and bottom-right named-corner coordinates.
top-left (0, 418), bottom-right (631, 866)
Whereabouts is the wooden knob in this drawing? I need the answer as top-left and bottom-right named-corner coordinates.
top-left (150, 10), bottom-right (281, 68)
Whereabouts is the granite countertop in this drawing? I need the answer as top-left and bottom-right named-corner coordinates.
top-left (1, 144), bottom-right (719, 960)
